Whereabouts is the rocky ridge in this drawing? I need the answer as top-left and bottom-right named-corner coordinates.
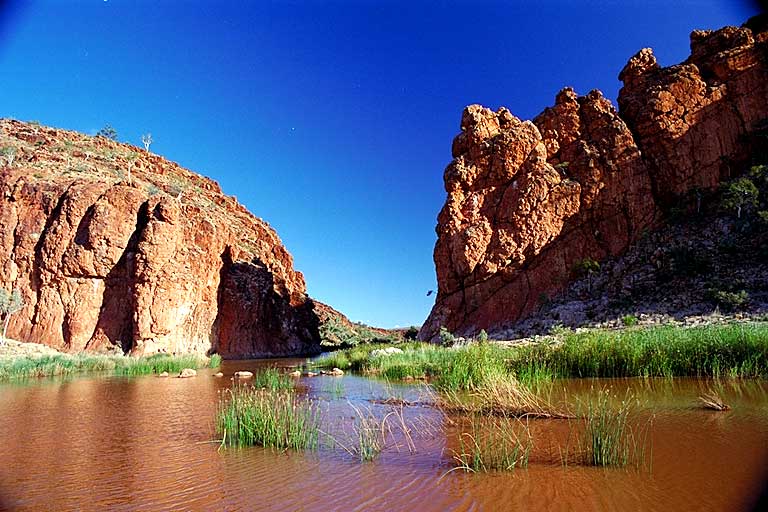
top-left (0, 119), bottom-right (319, 357)
top-left (420, 17), bottom-right (768, 341)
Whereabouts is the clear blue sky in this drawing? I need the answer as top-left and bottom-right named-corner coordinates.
top-left (0, 1), bottom-right (759, 327)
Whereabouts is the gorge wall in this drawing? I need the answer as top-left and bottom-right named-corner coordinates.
top-left (420, 17), bottom-right (768, 340)
top-left (0, 120), bottom-right (320, 357)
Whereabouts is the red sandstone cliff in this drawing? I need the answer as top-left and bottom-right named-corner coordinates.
top-left (0, 120), bottom-right (319, 357)
top-left (420, 18), bottom-right (768, 340)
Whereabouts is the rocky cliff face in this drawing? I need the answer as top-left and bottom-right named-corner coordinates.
top-left (421, 18), bottom-right (768, 340)
top-left (0, 120), bottom-right (320, 357)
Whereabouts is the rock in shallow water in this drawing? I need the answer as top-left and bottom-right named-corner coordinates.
top-left (178, 368), bottom-right (197, 378)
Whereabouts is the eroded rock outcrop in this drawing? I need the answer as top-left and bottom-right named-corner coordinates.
top-left (0, 119), bottom-right (319, 357)
top-left (421, 18), bottom-right (768, 340)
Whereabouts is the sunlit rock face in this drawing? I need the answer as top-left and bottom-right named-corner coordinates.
top-left (0, 119), bottom-right (319, 357)
top-left (420, 18), bottom-right (768, 341)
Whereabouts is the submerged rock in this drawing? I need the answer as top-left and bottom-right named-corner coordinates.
top-left (234, 370), bottom-right (253, 378)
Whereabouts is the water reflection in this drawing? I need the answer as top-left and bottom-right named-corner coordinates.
top-left (0, 365), bottom-right (766, 511)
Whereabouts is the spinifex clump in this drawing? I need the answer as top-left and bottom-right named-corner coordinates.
top-left (564, 390), bottom-right (651, 468)
top-left (451, 413), bottom-right (532, 473)
top-left (249, 368), bottom-right (295, 390)
top-left (217, 386), bottom-right (320, 450)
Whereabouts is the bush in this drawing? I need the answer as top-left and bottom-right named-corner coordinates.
top-left (573, 257), bottom-right (601, 292)
top-left (0, 146), bottom-right (16, 166)
top-left (439, 326), bottom-right (456, 347)
top-left (721, 177), bottom-right (759, 219)
top-left (708, 289), bottom-right (749, 312)
top-left (621, 314), bottom-right (639, 327)
top-left (403, 326), bottom-right (419, 340)
top-left (96, 124), bottom-right (118, 141)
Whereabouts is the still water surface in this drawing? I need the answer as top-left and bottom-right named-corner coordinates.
top-left (1, 358), bottom-right (767, 511)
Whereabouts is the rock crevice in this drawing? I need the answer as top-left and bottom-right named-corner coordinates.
top-left (0, 121), bottom-right (319, 357)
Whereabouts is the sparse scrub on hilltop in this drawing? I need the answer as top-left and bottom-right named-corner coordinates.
top-left (96, 124), bottom-right (118, 141)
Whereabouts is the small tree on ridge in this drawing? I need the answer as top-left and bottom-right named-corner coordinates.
top-left (0, 288), bottom-right (24, 342)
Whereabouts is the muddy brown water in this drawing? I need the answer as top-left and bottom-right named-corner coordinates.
top-left (1, 359), bottom-right (767, 511)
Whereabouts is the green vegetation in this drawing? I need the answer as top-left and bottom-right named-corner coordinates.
top-left (319, 316), bottom-right (398, 349)
top-left (0, 146), bottom-right (16, 166)
top-left (96, 124), bottom-right (118, 141)
top-left (0, 352), bottom-right (218, 380)
top-left (0, 288), bottom-right (24, 340)
top-left (450, 414), bottom-right (532, 472)
top-left (564, 390), bottom-right (649, 468)
top-left (403, 326), bottom-right (420, 340)
top-left (722, 176), bottom-right (759, 219)
top-left (439, 326), bottom-right (456, 347)
top-left (315, 323), bottom-right (768, 388)
top-left (573, 257), bottom-right (601, 292)
top-left (349, 403), bottom-right (384, 462)
top-left (249, 368), bottom-right (294, 390)
top-left (621, 314), bottom-right (639, 327)
top-left (217, 386), bottom-right (319, 450)
top-left (707, 288), bottom-right (749, 312)
top-left (209, 354), bottom-right (223, 368)
top-left (515, 323), bottom-right (768, 379)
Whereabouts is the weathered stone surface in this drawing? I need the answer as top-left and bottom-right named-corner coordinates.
top-left (421, 18), bottom-right (768, 340)
top-left (0, 119), bottom-right (320, 357)
top-left (619, 22), bottom-right (768, 204)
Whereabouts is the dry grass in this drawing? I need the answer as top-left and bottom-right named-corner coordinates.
top-left (698, 390), bottom-right (731, 411)
top-left (436, 375), bottom-right (573, 419)
top-left (326, 402), bottom-right (420, 461)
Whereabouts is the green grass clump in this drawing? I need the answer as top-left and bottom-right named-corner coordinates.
top-left (250, 368), bottom-right (294, 390)
top-left (217, 386), bottom-right (319, 450)
top-left (434, 343), bottom-right (507, 391)
top-left (621, 314), bottom-right (639, 327)
top-left (349, 403), bottom-right (384, 462)
top-left (209, 354), bottom-right (222, 368)
top-left (0, 352), bottom-right (212, 380)
top-left (564, 390), bottom-right (649, 468)
top-left (113, 353), bottom-right (206, 376)
top-left (451, 414), bottom-right (532, 472)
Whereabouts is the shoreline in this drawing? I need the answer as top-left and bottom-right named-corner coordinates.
top-left (0, 339), bottom-right (220, 381)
